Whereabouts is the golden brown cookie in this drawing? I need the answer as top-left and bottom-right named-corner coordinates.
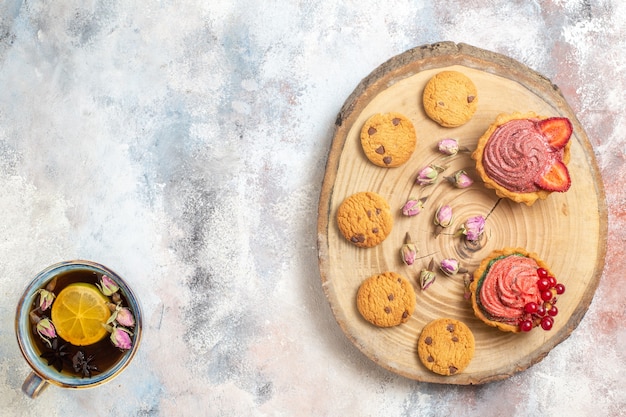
top-left (422, 70), bottom-right (478, 127)
top-left (360, 112), bottom-right (417, 167)
top-left (356, 272), bottom-right (416, 327)
top-left (417, 318), bottom-right (475, 376)
top-left (336, 191), bottom-right (393, 248)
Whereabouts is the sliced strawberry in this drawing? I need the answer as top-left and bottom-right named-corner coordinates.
top-left (537, 117), bottom-right (572, 150)
top-left (535, 159), bottom-right (571, 192)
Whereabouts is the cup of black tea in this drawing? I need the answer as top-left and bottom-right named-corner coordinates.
top-left (15, 260), bottom-right (142, 398)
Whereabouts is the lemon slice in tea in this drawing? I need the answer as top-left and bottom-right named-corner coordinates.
top-left (51, 283), bottom-right (111, 346)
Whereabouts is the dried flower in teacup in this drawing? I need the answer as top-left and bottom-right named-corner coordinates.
top-left (400, 232), bottom-right (418, 266)
top-left (433, 204), bottom-right (454, 237)
top-left (96, 275), bottom-right (119, 297)
top-left (35, 289), bottom-right (55, 311)
top-left (107, 304), bottom-right (135, 328)
top-left (416, 164), bottom-right (445, 185)
top-left (459, 215), bottom-right (485, 242)
top-left (36, 318), bottom-right (57, 348)
top-left (402, 197), bottom-right (427, 217)
top-left (116, 307), bottom-right (135, 328)
top-left (419, 258), bottom-right (437, 291)
top-left (437, 138), bottom-right (460, 156)
top-left (446, 170), bottom-right (474, 189)
top-left (109, 326), bottom-right (133, 350)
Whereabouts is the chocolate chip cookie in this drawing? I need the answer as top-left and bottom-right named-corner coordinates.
top-left (336, 191), bottom-right (393, 248)
top-left (417, 318), bottom-right (475, 376)
top-left (422, 70), bottom-right (478, 127)
top-left (356, 272), bottom-right (416, 327)
top-left (360, 112), bottom-right (417, 167)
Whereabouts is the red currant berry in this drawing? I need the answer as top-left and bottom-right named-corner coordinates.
top-left (537, 278), bottom-right (551, 291)
top-left (536, 304), bottom-right (547, 317)
top-left (524, 302), bottom-right (538, 314)
top-left (519, 320), bottom-right (533, 332)
top-left (541, 289), bottom-right (553, 301)
top-left (536, 268), bottom-right (548, 279)
top-left (548, 276), bottom-right (557, 288)
top-left (555, 283), bottom-right (565, 295)
top-left (548, 305), bottom-right (559, 317)
top-left (541, 316), bottom-right (554, 330)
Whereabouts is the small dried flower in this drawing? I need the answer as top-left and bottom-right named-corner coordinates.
top-left (416, 165), bottom-right (445, 185)
top-left (402, 197), bottom-right (427, 216)
top-left (446, 170), bottom-right (474, 189)
top-left (110, 327), bottom-right (133, 350)
top-left (107, 303), bottom-right (135, 327)
top-left (96, 275), bottom-right (119, 296)
top-left (434, 205), bottom-right (454, 228)
top-left (419, 258), bottom-right (437, 290)
top-left (115, 307), bottom-right (135, 328)
top-left (36, 318), bottom-right (56, 347)
top-left (400, 233), bottom-right (418, 266)
top-left (419, 270), bottom-right (436, 291)
top-left (437, 138), bottom-right (459, 156)
top-left (460, 215), bottom-right (486, 242)
top-left (35, 289), bottom-right (56, 311)
top-left (440, 258), bottom-right (460, 276)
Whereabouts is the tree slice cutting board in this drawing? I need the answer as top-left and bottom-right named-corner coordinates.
top-left (317, 42), bottom-right (607, 384)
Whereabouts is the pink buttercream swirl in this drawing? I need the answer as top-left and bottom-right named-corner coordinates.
top-left (482, 119), bottom-right (557, 192)
top-left (479, 255), bottom-right (542, 324)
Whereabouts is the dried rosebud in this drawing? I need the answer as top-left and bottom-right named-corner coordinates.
top-left (440, 258), bottom-right (460, 276)
top-left (401, 243), bottom-right (417, 266)
top-left (36, 318), bottom-right (56, 347)
top-left (116, 307), bottom-right (135, 328)
top-left (416, 165), bottom-right (445, 185)
top-left (460, 215), bottom-right (485, 242)
top-left (434, 205), bottom-right (453, 228)
top-left (96, 275), bottom-right (119, 296)
top-left (437, 138), bottom-right (459, 156)
top-left (402, 197), bottom-right (426, 216)
top-left (110, 327), bottom-right (133, 350)
top-left (35, 289), bottom-right (56, 311)
top-left (418, 258), bottom-right (437, 290)
top-left (419, 269), bottom-right (436, 290)
top-left (400, 233), bottom-right (418, 266)
top-left (446, 170), bottom-right (473, 189)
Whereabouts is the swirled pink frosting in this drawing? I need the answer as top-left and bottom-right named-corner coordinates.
top-left (482, 119), bottom-right (558, 192)
top-left (479, 255), bottom-right (542, 324)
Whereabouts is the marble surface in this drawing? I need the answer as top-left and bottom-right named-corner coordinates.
top-left (0, 1), bottom-right (624, 416)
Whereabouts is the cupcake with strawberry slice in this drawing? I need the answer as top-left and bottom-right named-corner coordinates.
top-left (472, 111), bottom-right (572, 206)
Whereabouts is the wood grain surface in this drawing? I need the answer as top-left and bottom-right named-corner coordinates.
top-left (317, 42), bottom-right (607, 384)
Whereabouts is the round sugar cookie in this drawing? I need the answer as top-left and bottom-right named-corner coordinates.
top-left (356, 272), bottom-right (416, 327)
top-left (422, 71), bottom-right (478, 127)
top-left (336, 191), bottom-right (393, 248)
top-left (417, 318), bottom-right (475, 376)
top-left (360, 112), bottom-right (417, 167)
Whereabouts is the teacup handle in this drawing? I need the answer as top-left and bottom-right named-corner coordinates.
top-left (22, 372), bottom-right (49, 398)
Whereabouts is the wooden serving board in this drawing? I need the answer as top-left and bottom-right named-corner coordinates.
top-left (317, 42), bottom-right (607, 384)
